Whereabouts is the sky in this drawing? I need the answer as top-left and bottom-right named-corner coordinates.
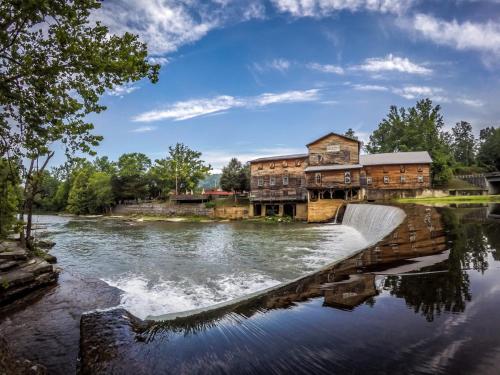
top-left (58, 0), bottom-right (500, 172)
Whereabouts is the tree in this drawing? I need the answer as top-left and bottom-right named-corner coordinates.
top-left (117, 153), bottom-right (151, 201)
top-left (366, 99), bottom-right (453, 186)
top-left (165, 144), bottom-right (211, 195)
top-left (94, 156), bottom-right (118, 175)
top-left (66, 167), bottom-right (93, 215)
top-left (0, 0), bottom-right (159, 248)
top-left (477, 127), bottom-right (500, 171)
top-left (0, 158), bottom-right (21, 238)
top-left (87, 172), bottom-right (114, 213)
top-left (220, 158), bottom-right (249, 193)
top-left (451, 121), bottom-right (476, 166)
top-left (344, 128), bottom-right (358, 140)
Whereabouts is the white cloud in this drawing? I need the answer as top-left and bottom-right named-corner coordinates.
top-left (352, 84), bottom-right (389, 91)
top-left (393, 85), bottom-right (448, 100)
top-left (354, 54), bottom-right (432, 75)
top-left (411, 14), bottom-right (500, 55)
top-left (252, 58), bottom-right (291, 73)
top-left (148, 56), bottom-right (169, 65)
top-left (133, 89), bottom-right (321, 122)
top-left (130, 126), bottom-right (157, 133)
top-left (93, 0), bottom-right (266, 59)
top-left (254, 89), bottom-right (320, 105)
top-left (456, 98), bottom-right (484, 107)
top-left (107, 83), bottom-right (140, 97)
top-left (307, 62), bottom-right (344, 74)
top-left (271, 0), bottom-right (415, 17)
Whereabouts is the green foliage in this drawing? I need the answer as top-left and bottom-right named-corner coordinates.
top-left (116, 153), bottom-right (151, 201)
top-left (0, 158), bottom-right (21, 238)
top-left (67, 167), bottom-right (114, 214)
top-left (477, 127), bottom-right (500, 171)
top-left (220, 158), bottom-right (250, 192)
top-left (450, 121), bottom-right (476, 166)
top-left (366, 99), bottom-right (453, 186)
top-left (205, 201), bottom-right (216, 208)
top-left (344, 128), bottom-right (358, 140)
top-left (154, 143), bottom-right (211, 195)
top-left (199, 174), bottom-right (221, 189)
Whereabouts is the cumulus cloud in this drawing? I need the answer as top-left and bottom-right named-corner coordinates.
top-left (271, 0), bottom-right (415, 17)
top-left (133, 89), bottom-right (321, 122)
top-left (353, 54), bottom-right (432, 75)
top-left (411, 14), bottom-right (500, 55)
top-left (456, 98), bottom-right (484, 107)
top-left (307, 62), bottom-right (345, 74)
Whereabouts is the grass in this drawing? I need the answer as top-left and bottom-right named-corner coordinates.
top-left (396, 195), bottom-right (500, 204)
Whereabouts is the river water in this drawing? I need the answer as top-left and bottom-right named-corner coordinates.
top-left (32, 215), bottom-right (370, 318)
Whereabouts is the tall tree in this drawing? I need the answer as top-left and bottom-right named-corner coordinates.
top-left (117, 153), bottom-right (151, 201)
top-left (451, 121), bottom-right (476, 166)
top-left (366, 99), bottom-right (453, 186)
top-left (0, 0), bottom-right (159, 248)
top-left (0, 158), bottom-right (21, 238)
top-left (220, 158), bottom-right (249, 193)
top-left (164, 144), bottom-right (211, 195)
top-left (344, 128), bottom-right (358, 140)
top-left (477, 126), bottom-right (500, 171)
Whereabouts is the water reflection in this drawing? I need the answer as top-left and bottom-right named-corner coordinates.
top-left (79, 204), bottom-right (500, 375)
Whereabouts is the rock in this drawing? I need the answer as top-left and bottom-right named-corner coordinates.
top-left (36, 240), bottom-right (56, 249)
top-left (0, 335), bottom-right (47, 375)
top-left (0, 260), bottom-right (19, 271)
top-left (42, 253), bottom-right (57, 264)
top-left (0, 272), bottom-right (122, 374)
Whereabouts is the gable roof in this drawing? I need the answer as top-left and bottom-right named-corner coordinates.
top-left (306, 132), bottom-right (360, 147)
top-left (249, 153), bottom-right (308, 163)
top-left (360, 151), bottom-right (432, 166)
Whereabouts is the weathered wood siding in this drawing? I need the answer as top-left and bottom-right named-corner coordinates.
top-left (307, 134), bottom-right (359, 166)
top-left (306, 169), bottom-right (361, 189)
top-left (362, 164), bottom-right (431, 190)
top-left (250, 156), bottom-right (307, 201)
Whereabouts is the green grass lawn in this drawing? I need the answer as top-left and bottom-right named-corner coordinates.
top-left (396, 195), bottom-right (500, 204)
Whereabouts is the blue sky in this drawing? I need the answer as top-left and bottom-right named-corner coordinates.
top-left (60, 0), bottom-right (500, 172)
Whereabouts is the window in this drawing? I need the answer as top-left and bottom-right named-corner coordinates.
top-left (315, 173), bottom-right (322, 184)
top-left (400, 175), bottom-right (406, 183)
top-left (258, 163), bottom-right (263, 170)
top-left (270, 176), bottom-right (276, 186)
top-left (400, 165), bottom-right (405, 173)
top-left (258, 177), bottom-right (264, 187)
top-left (295, 160), bottom-right (301, 167)
top-left (417, 165), bottom-right (423, 172)
top-left (317, 155), bottom-right (323, 163)
top-left (283, 175), bottom-right (289, 186)
top-left (384, 175), bottom-right (390, 184)
top-left (417, 175), bottom-right (424, 183)
top-left (282, 161), bottom-right (288, 168)
top-left (344, 171), bottom-right (351, 184)
top-left (270, 162), bottom-right (275, 169)
top-left (367, 176), bottom-right (373, 185)
top-left (326, 144), bottom-right (340, 153)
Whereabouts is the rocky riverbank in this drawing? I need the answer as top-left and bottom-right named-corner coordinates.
top-left (0, 240), bottom-right (58, 306)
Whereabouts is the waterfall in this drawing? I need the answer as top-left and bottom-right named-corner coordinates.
top-left (341, 204), bottom-right (406, 245)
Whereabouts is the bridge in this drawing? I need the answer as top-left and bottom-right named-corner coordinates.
top-left (456, 172), bottom-right (500, 195)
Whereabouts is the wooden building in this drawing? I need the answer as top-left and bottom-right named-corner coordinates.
top-left (249, 132), bottom-right (432, 222)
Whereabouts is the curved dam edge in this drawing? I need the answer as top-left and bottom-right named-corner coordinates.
top-left (85, 203), bottom-right (406, 322)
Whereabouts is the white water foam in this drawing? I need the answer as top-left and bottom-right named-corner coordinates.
top-left (103, 273), bottom-right (280, 319)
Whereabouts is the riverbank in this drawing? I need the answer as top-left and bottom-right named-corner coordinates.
top-left (396, 194), bottom-right (500, 204)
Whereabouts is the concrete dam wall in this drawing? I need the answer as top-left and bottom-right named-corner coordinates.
top-left (342, 203), bottom-right (406, 245)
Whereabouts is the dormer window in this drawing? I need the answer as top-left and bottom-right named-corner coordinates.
top-left (282, 160), bottom-right (288, 168)
top-left (270, 162), bottom-right (275, 169)
top-left (295, 160), bottom-right (301, 167)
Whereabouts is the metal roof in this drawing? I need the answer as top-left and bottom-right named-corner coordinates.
top-left (249, 153), bottom-right (308, 163)
top-left (360, 151), bottom-right (432, 166)
top-left (305, 164), bottom-right (363, 172)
